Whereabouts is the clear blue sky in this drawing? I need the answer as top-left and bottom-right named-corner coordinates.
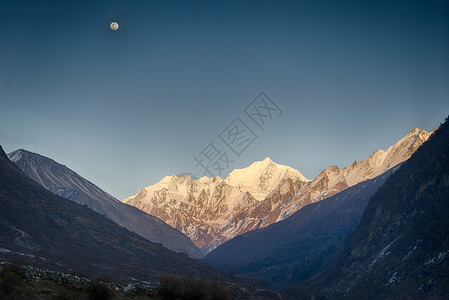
top-left (1, 0), bottom-right (448, 200)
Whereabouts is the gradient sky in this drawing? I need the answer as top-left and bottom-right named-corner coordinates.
top-left (1, 0), bottom-right (448, 200)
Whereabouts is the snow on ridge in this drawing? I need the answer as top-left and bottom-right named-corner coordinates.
top-left (130, 157), bottom-right (309, 203)
top-left (7, 149), bottom-right (25, 163)
top-left (277, 127), bottom-right (431, 222)
top-left (224, 157), bottom-right (309, 201)
top-left (123, 127), bottom-right (431, 250)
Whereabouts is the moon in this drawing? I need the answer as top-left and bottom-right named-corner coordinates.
top-left (110, 22), bottom-right (119, 31)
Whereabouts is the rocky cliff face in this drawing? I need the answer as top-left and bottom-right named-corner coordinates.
top-left (124, 158), bottom-right (309, 252)
top-left (203, 166), bottom-right (398, 288)
top-left (125, 128), bottom-right (431, 253)
top-left (262, 128), bottom-right (432, 225)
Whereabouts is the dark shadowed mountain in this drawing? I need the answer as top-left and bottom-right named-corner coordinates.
top-left (0, 145), bottom-right (234, 285)
top-left (290, 118), bottom-right (449, 299)
top-left (7, 149), bottom-right (202, 258)
top-left (203, 166), bottom-right (398, 288)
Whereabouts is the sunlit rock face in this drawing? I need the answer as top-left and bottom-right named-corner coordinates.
top-left (125, 128), bottom-right (431, 254)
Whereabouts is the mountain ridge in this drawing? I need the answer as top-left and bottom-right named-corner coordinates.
top-left (125, 128), bottom-right (431, 253)
top-left (7, 148), bottom-right (203, 258)
top-left (0, 145), bottom-right (233, 285)
top-left (203, 165), bottom-right (400, 288)
top-left (274, 127), bottom-right (432, 222)
top-left (124, 157), bottom-right (309, 251)
top-left (289, 120), bottom-right (449, 299)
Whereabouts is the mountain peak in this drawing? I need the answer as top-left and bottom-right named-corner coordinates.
top-left (405, 128), bottom-right (430, 141)
top-left (7, 148), bottom-right (26, 163)
top-left (262, 157), bottom-right (274, 164)
top-left (224, 158), bottom-right (309, 201)
top-left (407, 127), bottom-right (424, 136)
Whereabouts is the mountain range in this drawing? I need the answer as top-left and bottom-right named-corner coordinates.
top-left (1, 119), bottom-right (447, 299)
top-left (290, 119), bottom-right (449, 299)
top-left (203, 166), bottom-right (399, 288)
top-left (7, 149), bottom-right (202, 258)
top-left (0, 146), bottom-right (230, 285)
top-left (124, 128), bottom-right (431, 253)
top-left (124, 157), bottom-right (310, 252)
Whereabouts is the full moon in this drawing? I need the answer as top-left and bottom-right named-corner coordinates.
top-left (110, 22), bottom-right (119, 31)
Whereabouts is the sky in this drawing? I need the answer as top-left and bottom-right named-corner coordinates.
top-left (0, 0), bottom-right (448, 200)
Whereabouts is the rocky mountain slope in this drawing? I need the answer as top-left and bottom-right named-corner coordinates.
top-left (7, 149), bottom-right (202, 258)
top-left (0, 145), bottom-right (231, 285)
top-left (125, 128), bottom-right (430, 253)
top-left (203, 166), bottom-right (399, 288)
top-left (124, 158), bottom-right (310, 252)
top-left (291, 119), bottom-right (449, 299)
top-left (265, 128), bottom-right (431, 225)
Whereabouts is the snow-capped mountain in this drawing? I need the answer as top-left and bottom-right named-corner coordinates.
top-left (203, 166), bottom-right (399, 287)
top-left (124, 158), bottom-right (309, 252)
top-left (276, 128), bottom-right (432, 222)
top-left (225, 157), bottom-right (309, 201)
top-left (125, 128), bottom-right (431, 253)
top-left (7, 149), bottom-right (203, 258)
